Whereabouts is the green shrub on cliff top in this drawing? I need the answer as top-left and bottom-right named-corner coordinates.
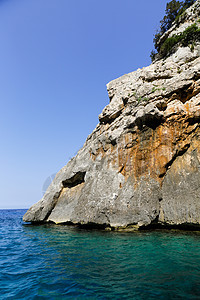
top-left (159, 23), bottom-right (200, 57)
top-left (151, 0), bottom-right (197, 61)
top-left (153, 0), bottom-right (185, 52)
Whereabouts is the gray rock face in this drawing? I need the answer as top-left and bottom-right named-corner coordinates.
top-left (160, 141), bottom-right (200, 226)
top-left (24, 1), bottom-right (200, 230)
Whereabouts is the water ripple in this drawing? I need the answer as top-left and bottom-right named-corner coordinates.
top-left (0, 210), bottom-right (200, 299)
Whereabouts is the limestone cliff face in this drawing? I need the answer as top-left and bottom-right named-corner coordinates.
top-left (24, 1), bottom-right (200, 230)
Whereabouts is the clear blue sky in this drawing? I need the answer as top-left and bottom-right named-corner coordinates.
top-left (0, 0), bottom-right (168, 209)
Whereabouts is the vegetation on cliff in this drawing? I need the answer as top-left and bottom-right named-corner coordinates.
top-left (159, 23), bottom-right (200, 57)
top-left (151, 0), bottom-right (198, 61)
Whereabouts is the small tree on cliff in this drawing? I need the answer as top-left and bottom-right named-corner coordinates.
top-left (182, 0), bottom-right (196, 9)
top-left (154, 0), bottom-right (183, 52)
top-left (151, 0), bottom-right (196, 60)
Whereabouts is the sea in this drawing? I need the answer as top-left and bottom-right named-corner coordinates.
top-left (0, 209), bottom-right (200, 299)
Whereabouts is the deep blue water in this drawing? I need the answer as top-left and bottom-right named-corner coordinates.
top-left (0, 210), bottom-right (200, 299)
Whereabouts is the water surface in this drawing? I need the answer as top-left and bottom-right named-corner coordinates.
top-left (0, 209), bottom-right (200, 299)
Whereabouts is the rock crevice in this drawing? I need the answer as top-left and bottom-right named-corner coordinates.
top-left (62, 172), bottom-right (86, 188)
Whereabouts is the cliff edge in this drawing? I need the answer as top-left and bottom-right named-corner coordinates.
top-left (24, 1), bottom-right (200, 230)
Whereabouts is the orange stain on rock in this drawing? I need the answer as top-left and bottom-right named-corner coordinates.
top-left (90, 102), bottom-right (200, 188)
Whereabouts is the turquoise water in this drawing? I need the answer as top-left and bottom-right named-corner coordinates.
top-left (0, 210), bottom-right (200, 299)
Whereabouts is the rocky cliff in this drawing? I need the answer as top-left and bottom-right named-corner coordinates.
top-left (24, 1), bottom-right (200, 230)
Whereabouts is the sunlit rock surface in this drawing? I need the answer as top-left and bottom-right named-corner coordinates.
top-left (24, 1), bottom-right (200, 230)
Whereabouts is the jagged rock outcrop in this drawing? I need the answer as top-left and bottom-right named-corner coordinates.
top-left (24, 1), bottom-right (200, 230)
